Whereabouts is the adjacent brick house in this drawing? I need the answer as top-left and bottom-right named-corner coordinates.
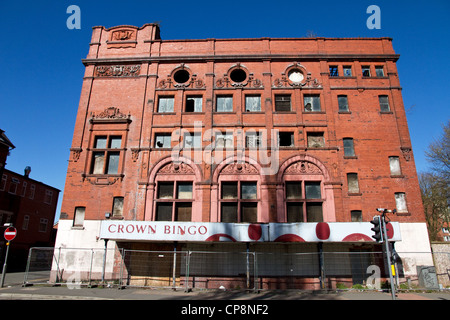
top-left (55, 24), bottom-right (433, 288)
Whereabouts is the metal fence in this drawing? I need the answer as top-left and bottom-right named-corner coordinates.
top-left (22, 247), bottom-right (450, 292)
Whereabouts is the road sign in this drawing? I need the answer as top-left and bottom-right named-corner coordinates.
top-left (4, 227), bottom-right (17, 241)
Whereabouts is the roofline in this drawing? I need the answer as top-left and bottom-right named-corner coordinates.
top-left (3, 168), bottom-right (61, 192)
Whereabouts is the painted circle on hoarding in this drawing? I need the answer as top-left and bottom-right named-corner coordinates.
top-left (248, 224), bottom-right (262, 241)
top-left (315, 222), bottom-right (330, 240)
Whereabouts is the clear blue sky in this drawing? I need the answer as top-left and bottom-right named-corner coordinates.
top-left (1, 0), bottom-right (449, 222)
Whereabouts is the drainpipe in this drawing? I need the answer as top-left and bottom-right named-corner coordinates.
top-left (101, 239), bottom-right (109, 284)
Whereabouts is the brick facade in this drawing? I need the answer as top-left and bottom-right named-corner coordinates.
top-left (60, 24), bottom-right (424, 226)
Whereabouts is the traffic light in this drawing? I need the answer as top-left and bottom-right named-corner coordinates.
top-left (370, 216), bottom-right (382, 242)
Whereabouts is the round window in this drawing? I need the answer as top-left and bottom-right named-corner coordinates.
top-left (229, 69), bottom-right (247, 83)
top-left (173, 69), bottom-right (190, 84)
top-left (288, 69), bottom-right (304, 83)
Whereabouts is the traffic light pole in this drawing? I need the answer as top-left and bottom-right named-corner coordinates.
top-left (380, 211), bottom-right (396, 300)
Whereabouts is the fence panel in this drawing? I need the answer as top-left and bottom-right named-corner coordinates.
top-left (23, 247), bottom-right (450, 292)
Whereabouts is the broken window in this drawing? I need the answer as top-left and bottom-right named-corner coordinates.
top-left (347, 173), bottom-right (360, 193)
top-left (343, 138), bottom-right (355, 157)
top-left (375, 66), bottom-right (385, 77)
top-left (185, 96), bottom-right (202, 112)
top-left (154, 133), bottom-right (171, 148)
top-left (338, 95), bottom-right (349, 112)
top-left (157, 96), bottom-right (174, 113)
top-left (91, 135), bottom-right (122, 174)
top-left (245, 131), bottom-right (261, 148)
top-left (215, 133), bottom-right (234, 148)
top-left (184, 132), bottom-right (202, 149)
top-left (329, 66), bottom-right (339, 77)
top-left (216, 96), bottom-right (233, 112)
top-left (379, 95), bottom-right (390, 112)
top-left (307, 132), bottom-right (325, 148)
top-left (230, 68), bottom-right (247, 83)
top-left (245, 95), bottom-right (261, 112)
top-left (362, 66), bottom-right (371, 77)
top-left (351, 210), bottom-right (362, 222)
top-left (389, 156), bottom-right (402, 175)
top-left (274, 94), bottom-right (291, 112)
top-left (343, 66), bottom-right (352, 77)
top-left (304, 95), bottom-right (321, 112)
top-left (278, 132), bottom-right (294, 147)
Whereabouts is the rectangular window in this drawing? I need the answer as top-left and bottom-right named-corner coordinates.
top-left (245, 95), bottom-right (261, 112)
top-left (305, 182), bottom-right (321, 199)
top-left (112, 197), bottom-right (124, 217)
top-left (184, 132), bottom-right (202, 149)
top-left (155, 203), bottom-right (173, 221)
top-left (307, 132), bottom-right (325, 148)
top-left (379, 95), bottom-right (390, 112)
top-left (306, 203), bottom-right (323, 222)
top-left (44, 190), bottom-right (53, 204)
top-left (23, 215), bottom-right (30, 230)
top-left (222, 182), bottom-right (238, 199)
top-left (375, 66), bottom-right (385, 77)
top-left (216, 96), bottom-right (233, 112)
top-left (351, 210), bottom-right (362, 222)
top-left (185, 96), bottom-right (202, 112)
top-left (304, 95), bottom-right (321, 112)
top-left (29, 185), bottom-right (35, 199)
top-left (21, 181), bottom-right (27, 197)
top-left (278, 132), bottom-right (294, 147)
top-left (158, 182), bottom-right (174, 199)
top-left (343, 138), bottom-right (355, 157)
top-left (0, 174), bottom-right (6, 191)
top-left (395, 192), bottom-right (408, 212)
top-left (175, 203), bottom-right (192, 221)
top-left (73, 207), bottom-right (85, 227)
top-left (8, 178), bottom-right (19, 194)
top-left (157, 96), bottom-right (174, 113)
top-left (329, 66), bottom-right (339, 77)
top-left (215, 133), bottom-right (234, 148)
top-left (177, 182), bottom-right (193, 199)
top-left (286, 203), bottom-right (303, 222)
top-left (154, 133), bottom-right (171, 148)
top-left (220, 181), bottom-right (258, 223)
top-left (39, 218), bottom-right (49, 233)
top-left (90, 135), bottom-right (123, 174)
top-left (343, 66), bottom-right (352, 77)
top-left (274, 94), bottom-right (291, 112)
top-left (286, 182), bottom-right (302, 199)
top-left (362, 66), bottom-right (371, 77)
top-left (245, 131), bottom-right (261, 148)
top-left (389, 156), bottom-right (402, 175)
top-left (338, 95), bottom-right (349, 112)
top-left (347, 173), bottom-right (360, 193)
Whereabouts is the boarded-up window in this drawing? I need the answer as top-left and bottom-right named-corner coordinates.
top-left (389, 156), bottom-right (402, 175)
top-left (112, 197), bottom-right (124, 217)
top-left (347, 173), bottom-right (360, 193)
top-left (395, 192), bottom-right (407, 212)
top-left (307, 132), bottom-right (325, 148)
top-left (275, 94), bottom-right (291, 111)
top-left (73, 207), bottom-right (85, 227)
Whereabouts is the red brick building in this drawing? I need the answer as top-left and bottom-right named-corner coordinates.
top-left (0, 168), bottom-right (60, 270)
top-left (55, 24), bottom-right (433, 289)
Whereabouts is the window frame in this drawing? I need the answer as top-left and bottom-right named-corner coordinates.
top-left (284, 179), bottom-right (324, 222)
top-left (216, 95), bottom-right (233, 112)
top-left (157, 96), bottom-right (175, 113)
top-left (303, 94), bottom-right (321, 112)
top-left (89, 135), bottom-right (124, 175)
top-left (274, 94), bottom-right (292, 112)
top-left (155, 181), bottom-right (194, 222)
top-left (219, 180), bottom-right (259, 223)
top-left (379, 95), bottom-right (390, 112)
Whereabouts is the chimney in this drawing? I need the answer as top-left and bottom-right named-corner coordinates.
top-left (24, 166), bottom-right (31, 178)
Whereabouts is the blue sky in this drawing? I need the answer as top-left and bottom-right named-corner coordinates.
top-left (1, 0), bottom-right (449, 221)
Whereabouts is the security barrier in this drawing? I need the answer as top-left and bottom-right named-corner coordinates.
top-left (23, 247), bottom-right (449, 292)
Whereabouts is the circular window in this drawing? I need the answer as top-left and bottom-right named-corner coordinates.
top-left (288, 69), bottom-right (304, 83)
top-left (229, 69), bottom-right (247, 83)
top-left (173, 69), bottom-right (190, 84)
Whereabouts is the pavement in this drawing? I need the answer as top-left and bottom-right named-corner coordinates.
top-left (0, 272), bottom-right (449, 301)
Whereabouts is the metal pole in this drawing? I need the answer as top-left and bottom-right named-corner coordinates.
top-left (381, 213), bottom-right (396, 300)
top-left (172, 242), bottom-right (177, 290)
top-left (0, 241), bottom-right (11, 287)
top-left (318, 242), bottom-right (325, 289)
top-left (246, 243), bottom-right (250, 289)
top-left (101, 239), bottom-right (109, 284)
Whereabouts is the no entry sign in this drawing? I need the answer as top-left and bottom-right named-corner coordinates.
top-left (4, 227), bottom-right (17, 241)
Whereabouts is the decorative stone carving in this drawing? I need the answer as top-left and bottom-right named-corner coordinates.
top-left (70, 147), bottom-right (82, 162)
top-left (95, 65), bottom-right (141, 77)
top-left (221, 163), bottom-right (259, 175)
top-left (107, 26), bottom-right (138, 48)
top-left (285, 161), bottom-right (322, 175)
top-left (401, 147), bottom-right (412, 161)
top-left (215, 74), bottom-right (263, 89)
top-left (157, 74), bottom-right (205, 89)
top-left (90, 107), bottom-right (130, 120)
top-left (158, 162), bottom-right (194, 174)
top-left (131, 148), bottom-right (140, 162)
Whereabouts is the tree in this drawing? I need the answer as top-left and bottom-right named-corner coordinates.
top-left (420, 120), bottom-right (450, 241)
